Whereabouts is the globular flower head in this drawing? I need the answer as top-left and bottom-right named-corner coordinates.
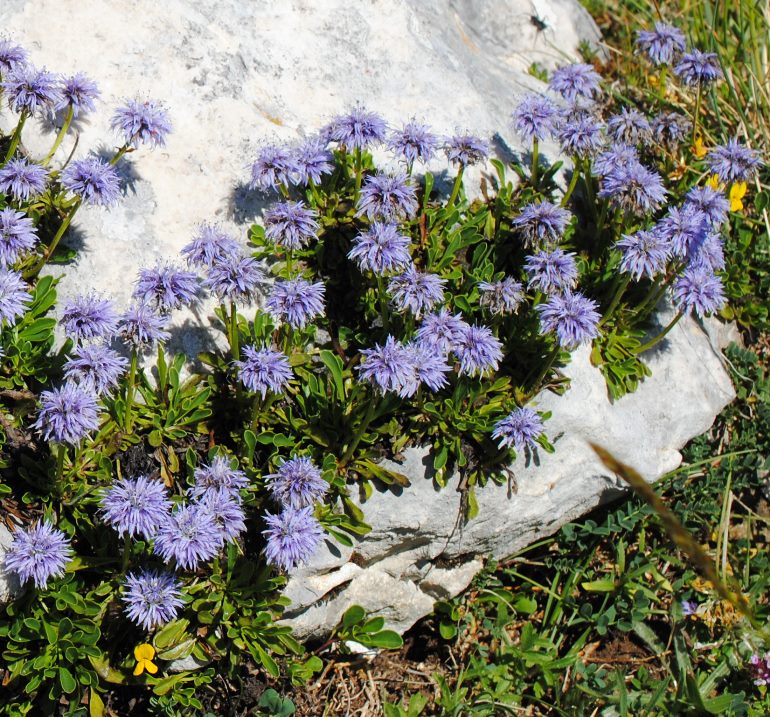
top-left (592, 143), bottom-right (640, 178)
top-left (267, 456), bottom-right (328, 509)
top-left (57, 73), bottom-right (99, 117)
top-left (524, 249), bottom-right (579, 294)
top-left (688, 231), bottom-right (725, 272)
top-left (60, 157), bottom-right (121, 207)
top-left (674, 50), bottom-right (723, 86)
top-left (356, 173), bottom-right (418, 221)
top-left (263, 200), bottom-right (320, 250)
top-left (262, 505), bottom-right (323, 572)
top-left (416, 308), bottom-right (470, 354)
top-left (616, 228), bottom-right (670, 280)
top-left (111, 98), bottom-right (172, 148)
top-left (655, 205), bottom-right (708, 258)
top-left (537, 291), bottom-right (601, 349)
top-left (388, 266), bottom-right (445, 317)
top-left (34, 381), bottom-right (100, 444)
top-left (154, 503), bottom-right (223, 570)
top-left (293, 136), bottom-right (334, 185)
top-left (0, 269), bottom-right (30, 324)
top-left (672, 265), bottom-right (725, 317)
top-left (61, 292), bottom-right (119, 344)
top-left (266, 278), bottom-right (325, 329)
top-left (706, 138), bottom-right (762, 183)
top-left (190, 455), bottom-right (249, 501)
top-left (235, 344), bottom-right (293, 398)
top-left (512, 201), bottom-right (572, 248)
top-left (133, 264), bottom-right (200, 313)
top-left (478, 277), bottom-right (524, 315)
top-left (358, 335), bottom-right (418, 397)
top-left (123, 570), bottom-right (184, 631)
top-left (606, 107), bottom-right (652, 146)
top-left (118, 303), bottom-right (171, 349)
top-left (0, 207), bottom-right (38, 267)
top-left (348, 222), bottom-right (412, 275)
top-left (549, 63), bottom-right (602, 102)
top-left (0, 158), bottom-right (48, 202)
top-left (2, 64), bottom-right (60, 116)
top-left (4, 521), bottom-right (71, 589)
top-left (388, 120), bottom-right (439, 166)
top-left (326, 106), bottom-right (387, 150)
top-left (651, 111), bottom-right (691, 150)
top-left (556, 114), bottom-right (605, 159)
top-left (196, 489), bottom-right (246, 543)
top-left (444, 133), bottom-right (490, 167)
top-left (181, 223), bottom-right (241, 268)
top-left (598, 161), bottom-right (666, 215)
top-left (453, 324), bottom-right (503, 377)
top-left (512, 94), bottom-right (559, 143)
top-left (204, 254), bottom-right (265, 304)
top-left (684, 185), bottom-right (730, 228)
top-left (64, 343), bottom-right (129, 395)
top-left (405, 341), bottom-right (452, 392)
top-left (0, 40), bottom-right (27, 74)
top-left (750, 654), bottom-right (770, 686)
top-left (635, 22), bottom-right (686, 66)
top-left (249, 144), bottom-right (298, 192)
top-left (101, 475), bottom-right (171, 539)
top-left (492, 407), bottom-right (544, 452)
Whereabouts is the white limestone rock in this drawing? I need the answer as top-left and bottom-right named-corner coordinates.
top-left (0, 523), bottom-right (21, 603)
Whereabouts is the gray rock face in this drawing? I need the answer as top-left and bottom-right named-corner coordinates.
top-left (0, 523), bottom-right (21, 603)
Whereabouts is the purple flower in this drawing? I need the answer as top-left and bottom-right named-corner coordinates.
top-left (388, 267), bottom-right (445, 317)
top-left (2, 65), bottom-right (60, 116)
top-left (750, 654), bottom-right (770, 686)
top-left (4, 521), bottom-right (71, 589)
top-left (56, 73), bottom-right (99, 117)
top-left (525, 249), bottom-right (579, 294)
top-left (655, 206), bottom-right (708, 258)
top-left (358, 336), bottom-right (417, 397)
top-left (651, 112), bottom-right (691, 150)
top-left (537, 291), bottom-right (601, 349)
top-left (356, 173), bottom-right (418, 221)
top-left (262, 506), bottom-right (323, 571)
top-left (511, 94), bottom-right (559, 143)
top-left (34, 381), bottom-right (100, 444)
top-left (249, 144), bottom-right (298, 192)
top-left (263, 200), bottom-right (320, 250)
top-left (190, 455), bottom-right (249, 501)
top-left (204, 254), bottom-right (265, 304)
top-left (512, 201), bottom-right (572, 248)
top-left (123, 570), bottom-right (184, 631)
top-left (267, 456), bottom-right (328, 509)
top-left (388, 120), bottom-right (439, 166)
top-left (556, 115), bottom-right (605, 158)
top-left (154, 504), bottom-right (222, 570)
top-left (598, 161), bottom-right (666, 215)
top-left (549, 63), bottom-right (602, 102)
top-left (101, 475), bottom-right (171, 539)
top-left (688, 232), bottom-right (725, 272)
top-left (593, 143), bottom-right (640, 178)
top-left (684, 186), bottom-right (730, 227)
top-left (672, 266), bottom-right (725, 317)
top-left (0, 40), bottom-right (27, 74)
top-left (606, 107), bottom-right (652, 146)
top-left (196, 489), bottom-right (246, 543)
top-left (64, 344), bottom-right (129, 395)
top-left (680, 599), bottom-right (698, 616)
top-left (266, 278), bottom-right (325, 329)
top-left (0, 269), bottom-right (31, 324)
top-left (0, 158), bottom-right (48, 201)
top-left (492, 407), bottom-right (544, 451)
top-left (453, 324), bottom-right (503, 377)
top-left (406, 341), bottom-right (452, 392)
top-left (0, 208), bottom-right (37, 267)
top-left (616, 229), bottom-right (670, 280)
top-left (60, 157), bottom-right (121, 207)
top-left (61, 292), bottom-right (119, 344)
top-left (118, 303), bottom-right (171, 349)
top-left (478, 277), bottom-right (524, 315)
top-left (235, 345), bottom-right (292, 398)
top-left (111, 98), bottom-right (172, 148)
top-left (416, 309), bottom-right (470, 354)
top-left (181, 223), bottom-right (241, 268)
top-left (348, 222), bottom-right (412, 275)
top-left (326, 106), bottom-right (387, 150)
top-left (133, 264), bottom-right (200, 313)
top-left (444, 134), bottom-right (490, 167)
top-left (706, 138), bottom-right (762, 183)
top-left (674, 50), bottom-right (723, 86)
top-left (635, 23), bottom-right (686, 65)
top-left (294, 136), bottom-right (334, 185)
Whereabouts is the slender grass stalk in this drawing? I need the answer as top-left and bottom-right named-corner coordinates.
top-left (446, 167), bottom-right (465, 212)
top-left (120, 533), bottom-right (132, 574)
top-left (24, 199), bottom-right (82, 279)
top-left (525, 344), bottom-right (561, 402)
top-left (531, 138), bottom-right (540, 187)
top-left (561, 158), bottom-right (581, 208)
top-left (341, 394), bottom-right (378, 465)
top-left (229, 301), bottom-right (240, 361)
top-left (2, 109), bottom-right (29, 164)
top-left (110, 145), bottom-right (130, 166)
top-left (634, 311), bottom-right (683, 355)
top-left (691, 84), bottom-right (703, 148)
top-left (124, 349), bottom-right (138, 433)
top-left (599, 273), bottom-right (632, 327)
top-left (353, 147), bottom-right (363, 202)
top-left (375, 275), bottom-right (390, 332)
top-left (43, 105), bottom-right (74, 166)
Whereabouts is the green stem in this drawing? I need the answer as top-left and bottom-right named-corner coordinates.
top-left (599, 273), bottom-right (632, 327)
top-left (657, 65), bottom-right (668, 103)
top-left (561, 158), bottom-right (581, 208)
top-left (110, 145), bottom-right (130, 166)
top-left (446, 167), bottom-right (465, 212)
top-left (341, 395), bottom-right (378, 465)
top-left (250, 394), bottom-right (264, 432)
top-left (56, 443), bottom-right (67, 485)
top-left (124, 350), bottom-right (138, 433)
top-left (375, 275), bottom-right (390, 332)
top-left (353, 148), bottom-right (363, 202)
top-left (120, 533), bottom-right (132, 574)
top-left (633, 275), bottom-right (665, 318)
top-left (43, 105), bottom-right (74, 166)
top-left (278, 183), bottom-right (290, 199)
top-left (634, 311), bottom-right (683, 355)
top-left (285, 248), bottom-right (294, 277)
top-left (3, 109), bottom-right (29, 163)
top-left (692, 84), bottom-right (703, 148)
top-left (229, 301), bottom-right (240, 361)
top-left (525, 345), bottom-right (561, 402)
top-left (24, 199), bottom-right (82, 279)
top-left (531, 138), bottom-right (539, 188)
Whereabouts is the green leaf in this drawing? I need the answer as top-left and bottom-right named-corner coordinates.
top-left (362, 630), bottom-right (403, 650)
top-left (59, 667), bottom-right (77, 694)
top-left (438, 622), bottom-right (457, 640)
top-left (581, 579), bottom-right (617, 592)
top-left (319, 350), bottom-right (346, 400)
top-left (89, 689), bottom-right (105, 717)
top-left (341, 605), bottom-right (366, 629)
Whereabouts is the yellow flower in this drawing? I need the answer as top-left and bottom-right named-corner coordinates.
top-left (133, 643), bottom-right (158, 676)
top-left (693, 134), bottom-right (707, 159)
top-left (729, 182), bottom-right (747, 211)
top-left (706, 174), bottom-right (722, 190)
